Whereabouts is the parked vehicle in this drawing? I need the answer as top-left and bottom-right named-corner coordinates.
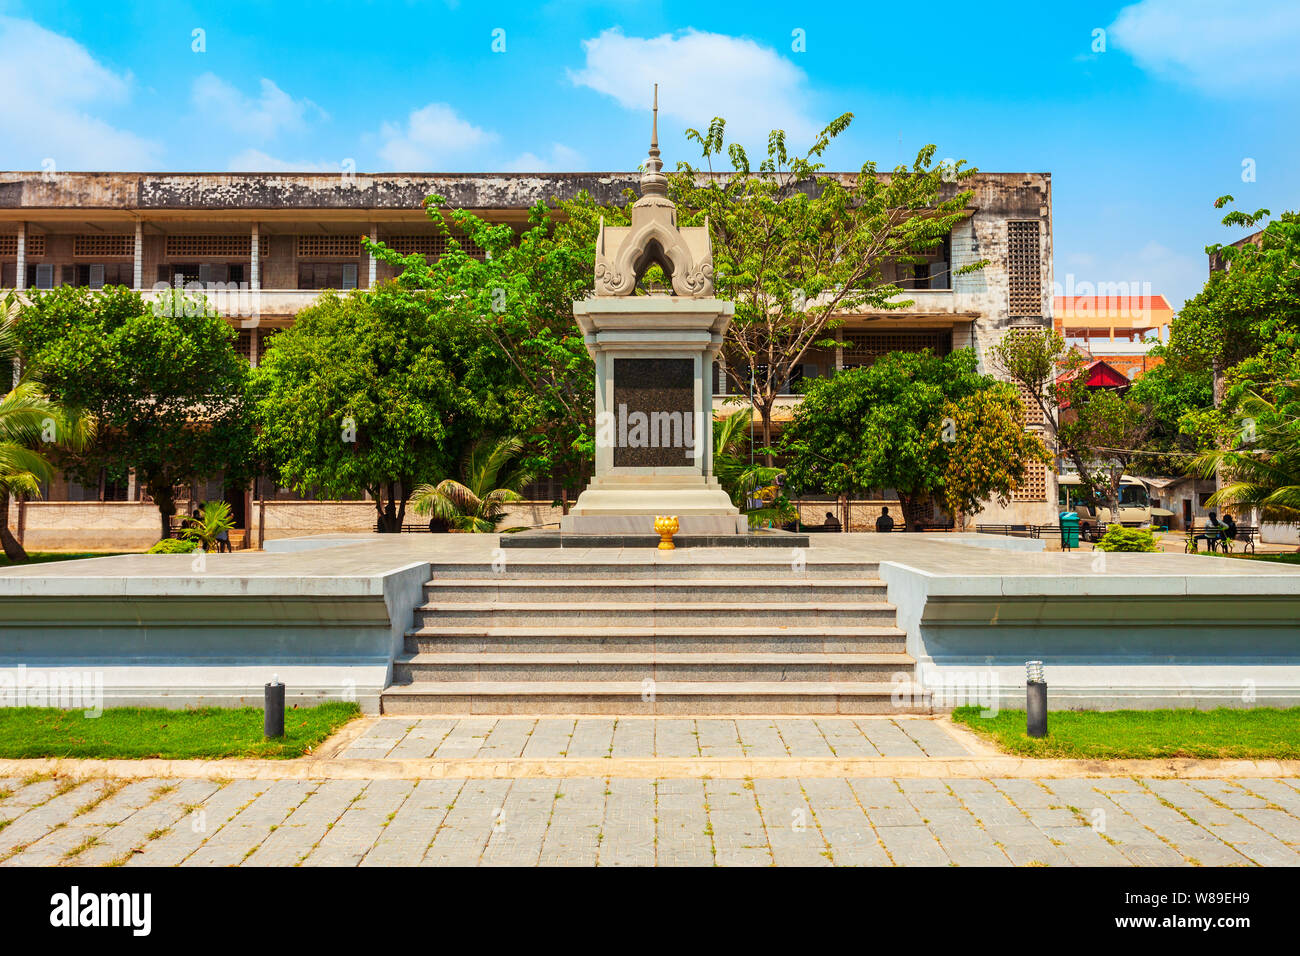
top-left (1055, 474), bottom-right (1174, 540)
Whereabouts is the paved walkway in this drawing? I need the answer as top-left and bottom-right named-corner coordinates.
top-left (2, 717), bottom-right (1299, 867)
top-left (334, 716), bottom-right (979, 760)
top-left (3, 771), bottom-right (1299, 867)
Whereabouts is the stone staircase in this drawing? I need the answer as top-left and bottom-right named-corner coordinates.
top-left (381, 553), bottom-right (930, 715)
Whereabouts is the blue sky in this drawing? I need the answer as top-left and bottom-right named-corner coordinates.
top-left (1, 0), bottom-right (1297, 309)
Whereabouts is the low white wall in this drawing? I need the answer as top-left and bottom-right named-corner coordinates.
top-left (879, 557), bottom-right (1300, 711)
top-left (0, 556), bottom-right (430, 713)
top-left (1261, 522), bottom-right (1299, 546)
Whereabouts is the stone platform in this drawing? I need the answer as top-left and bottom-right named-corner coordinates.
top-left (3, 532), bottom-right (1300, 713)
top-left (499, 529), bottom-right (810, 548)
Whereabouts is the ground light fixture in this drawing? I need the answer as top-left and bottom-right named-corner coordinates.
top-left (264, 674), bottom-right (285, 739)
top-left (1026, 660), bottom-right (1047, 738)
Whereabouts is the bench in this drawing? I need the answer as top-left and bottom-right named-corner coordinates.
top-left (1190, 522), bottom-right (1227, 554)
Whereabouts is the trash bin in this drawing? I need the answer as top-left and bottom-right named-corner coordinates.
top-left (1059, 511), bottom-right (1079, 550)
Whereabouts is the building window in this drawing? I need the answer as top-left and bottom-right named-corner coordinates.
top-left (298, 262), bottom-right (358, 290)
top-left (1007, 220), bottom-right (1042, 317)
top-left (0, 235), bottom-right (46, 257)
top-left (73, 234), bottom-right (134, 258)
top-left (165, 235), bottom-right (252, 258)
top-left (158, 263), bottom-right (245, 285)
top-left (296, 235), bottom-right (361, 258)
top-left (842, 331), bottom-right (952, 365)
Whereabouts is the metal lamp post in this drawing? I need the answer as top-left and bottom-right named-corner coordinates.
top-left (1025, 661), bottom-right (1047, 738)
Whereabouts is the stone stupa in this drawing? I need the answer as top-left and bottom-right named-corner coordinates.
top-left (560, 87), bottom-right (746, 535)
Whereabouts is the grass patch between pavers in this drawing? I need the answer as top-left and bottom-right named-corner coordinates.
top-left (0, 703), bottom-right (360, 759)
top-left (952, 706), bottom-right (1300, 759)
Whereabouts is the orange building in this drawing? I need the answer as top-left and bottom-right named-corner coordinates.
top-left (1052, 294), bottom-right (1173, 378)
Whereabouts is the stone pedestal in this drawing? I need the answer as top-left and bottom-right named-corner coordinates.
top-left (562, 296), bottom-right (746, 535)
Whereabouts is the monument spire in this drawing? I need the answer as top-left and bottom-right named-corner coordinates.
top-left (640, 83), bottom-right (668, 199)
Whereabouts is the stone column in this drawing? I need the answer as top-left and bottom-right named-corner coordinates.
top-left (368, 223), bottom-right (378, 288)
top-left (133, 219), bottom-right (144, 290)
top-left (250, 223), bottom-right (260, 290)
top-left (15, 222), bottom-right (25, 290)
top-left (834, 327), bottom-right (843, 372)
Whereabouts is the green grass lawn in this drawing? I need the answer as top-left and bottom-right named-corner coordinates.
top-left (0, 551), bottom-right (127, 568)
top-left (1200, 550), bottom-right (1300, 566)
top-left (0, 703), bottom-right (360, 759)
top-left (952, 706), bottom-right (1300, 759)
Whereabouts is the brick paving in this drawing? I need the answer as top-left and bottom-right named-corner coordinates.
top-left (3, 770), bottom-right (1298, 867)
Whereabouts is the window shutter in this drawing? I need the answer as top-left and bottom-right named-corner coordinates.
top-left (89, 264), bottom-right (105, 289)
top-left (342, 263), bottom-right (358, 290)
top-left (929, 260), bottom-right (949, 290)
top-left (35, 264), bottom-right (54, 289)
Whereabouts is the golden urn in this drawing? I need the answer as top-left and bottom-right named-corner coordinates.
top-left (654, 515), bottom-right (680, 550)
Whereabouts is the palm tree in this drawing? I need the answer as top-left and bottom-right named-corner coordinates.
top-left (712, 406), bottom-right (796, 527)
top-left (1192, 390), bottom-right (1300, 525)
top-left (0, 292), bottom-right (96, 562)
top-left (178, 500), bottom-right (236, 551)
top-left (410, 435), bottom-right (535, 533)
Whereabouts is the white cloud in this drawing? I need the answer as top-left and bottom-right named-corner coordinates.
top-left (192, 74), bottom-right (324, 141)
top-left (1058, 240), bottom-right (1204, 311)
top-left (226, 149), bottom-right (342, 173)
top-left (569, 28), bottom-right (816, 147)
top-left (502, 143), bottom-right (584, 172)
top-left (1110, 0), bottom-right (1300, 93)
top-left (376, 103), bottom-right (498, 170)
top-left (0, 15), bottom-right (159, 169)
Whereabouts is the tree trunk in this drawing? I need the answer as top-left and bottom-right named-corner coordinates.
top-left (150, 484), bottom-right (177, 540)
top-left (0, 494), bottom-right (30, 562)
top-left (759, 402), bottom-right (775, 468)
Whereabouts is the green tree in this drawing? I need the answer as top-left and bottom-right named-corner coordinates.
top-left (1058, 386), bottom-right (1152, 521)
top-left (366, 193), bottom-right (626, 509)
top-left (1192, 343), bottom-right (1300, 525)
top-left (15, 286), bottom-right (245, 541)
top-left (250, 288), bottom-right (503, 532)
top-left (410, 435), bottom-right (534, 533)
top-left (1172, 202), bottom-right (1300, 404)
top-left (779, 350), bottom-right (991, 523)
top-left (932, 384), bottom-right (1050, 529)
top-left (673, 115), bottom-right (983, 461)
top-left (1, 293), bottom-right (95, 561)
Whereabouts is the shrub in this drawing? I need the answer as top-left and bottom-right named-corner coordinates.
top-left (1093, 525), bottom-right (1159, 552)
top-left (147, 538), bottom-right (200, 554)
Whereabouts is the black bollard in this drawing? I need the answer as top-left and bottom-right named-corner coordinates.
top-left (1025, 661), bottom-right (1047, 738)
top-left (264, 677), bottom-right (285, 739)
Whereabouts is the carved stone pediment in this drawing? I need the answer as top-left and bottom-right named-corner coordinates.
top-left (592, 87), bottom-right (715, 298)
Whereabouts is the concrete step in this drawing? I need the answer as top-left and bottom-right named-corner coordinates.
top-left (415, 601), bottom-right (898, 628)
top-left (423, 578), bottom-right (888, 603)
top-left (392, 651), bottom-right (915, 683)
top-left (380, 680), bottom-right (933, 715)
top-left (404, 624), bottom-right (908, 655)
top-left (428, 560), bottom-right (881, 581)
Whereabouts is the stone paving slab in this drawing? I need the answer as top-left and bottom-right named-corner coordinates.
top-left (335, 716), bottom-right (977, 760)
top-left (0, 773), bottom-right (1295, 867)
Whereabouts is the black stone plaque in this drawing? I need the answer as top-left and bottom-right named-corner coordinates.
top-left (612, 358), bottom-right (695, 467)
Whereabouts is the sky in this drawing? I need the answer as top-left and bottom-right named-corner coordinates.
top-left (1, 0), bottom-right (1297, 310)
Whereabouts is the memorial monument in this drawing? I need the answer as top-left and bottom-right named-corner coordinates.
top-left (561, 89), bottom-right (747, 535)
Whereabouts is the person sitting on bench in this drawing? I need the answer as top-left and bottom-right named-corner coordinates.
top-left (1194, 512), bottom-right (1226, 551)
top-left (822, 511), bottom-right (842, 533)
top-left (1221, 513), bottom-right (1238, 550)
top-left (875, 506), bottom-right (895, 533)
